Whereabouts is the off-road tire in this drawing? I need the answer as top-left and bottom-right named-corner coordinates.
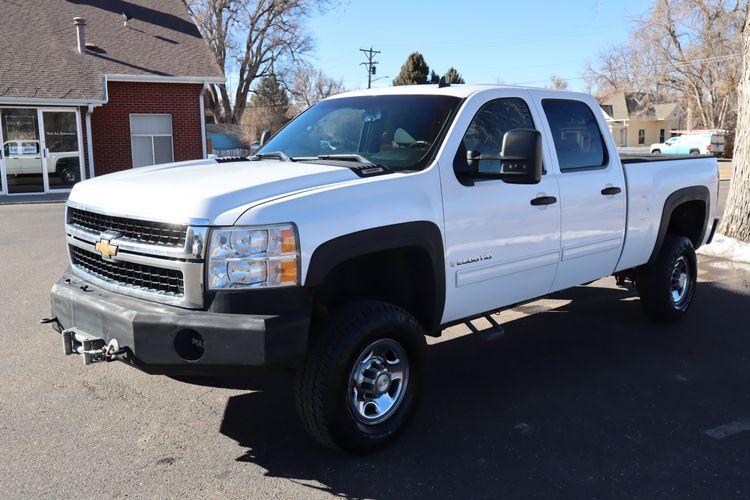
top-left (636, 235), bottom-right (697, 323)
top-left (294, 300), bottom-right (425, 453)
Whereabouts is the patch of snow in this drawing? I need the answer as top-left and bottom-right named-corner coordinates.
top-left (697, 234), bottom-right (750, 264)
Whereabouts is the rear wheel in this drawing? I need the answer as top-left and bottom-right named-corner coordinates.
top-left (636, 235), bottom-right (697, 322)
top-left (689, 149), bottom-right (700, 156)
top-left (59, 164), bottom-right (80, 185)
top-left (295, 300), bottom-right (425, 453)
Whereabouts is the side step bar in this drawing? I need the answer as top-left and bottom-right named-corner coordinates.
top-left (464, 314), bottom-right (505, 341)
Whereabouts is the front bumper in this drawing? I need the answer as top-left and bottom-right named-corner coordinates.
top-left (49, 268), bottom-right (310, 375)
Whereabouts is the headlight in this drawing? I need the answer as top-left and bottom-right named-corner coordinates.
top-left (208, 224), bottom-right (299, 289)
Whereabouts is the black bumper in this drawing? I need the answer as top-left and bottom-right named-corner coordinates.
top-left (50, 269), bottom-right (310, 375)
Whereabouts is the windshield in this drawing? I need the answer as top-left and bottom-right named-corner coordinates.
top-left (256, 95), bottom-right (461, 170)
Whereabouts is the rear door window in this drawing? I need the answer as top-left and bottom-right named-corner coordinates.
top-left (542, 99), bottom-right (607, 172)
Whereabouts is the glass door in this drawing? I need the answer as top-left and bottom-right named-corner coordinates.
top-left (41, 109), bottom-right (84, 191)
top-left (1, 108), bottom-right (44, 194)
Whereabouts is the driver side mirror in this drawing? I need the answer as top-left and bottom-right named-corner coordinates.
top-left (259, 129), bottom-right (272, 147)
top-left (458, 129), bottom-right (543, 185)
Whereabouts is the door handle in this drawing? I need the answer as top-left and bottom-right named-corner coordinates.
top-left (601, 186), bottom-right (622, 196)
top-left (530, 196), bottom-right (557, 206)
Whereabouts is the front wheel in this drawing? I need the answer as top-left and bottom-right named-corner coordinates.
top-left (636, 235), bottom-right (697, 322)
top-left (294, 301), bottom-right (425, 453)
top-left (651, 149), bottom-right (661, 154)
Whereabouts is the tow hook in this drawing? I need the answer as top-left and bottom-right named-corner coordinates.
top-left (61, 328), bottom-right (127, 365)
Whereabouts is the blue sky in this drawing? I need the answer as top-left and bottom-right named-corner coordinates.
top-left (307, 0), bottom-right (655, 91)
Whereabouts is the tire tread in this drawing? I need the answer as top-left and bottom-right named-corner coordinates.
top-left (295, 301), bottom-right (424, 451)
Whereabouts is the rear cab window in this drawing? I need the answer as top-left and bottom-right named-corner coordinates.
top-left (541, 99), bottom-right (608, 172)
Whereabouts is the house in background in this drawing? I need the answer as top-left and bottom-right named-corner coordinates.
top-left (600, 92), bottom-right (686, 148)
top-left (0, 0), bottom-right (223, 198)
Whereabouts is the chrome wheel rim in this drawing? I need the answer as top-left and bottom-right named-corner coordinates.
top-left (671, 256), bottom-right (690, 307)
top-left (348, 338), bottom-right (409, 425)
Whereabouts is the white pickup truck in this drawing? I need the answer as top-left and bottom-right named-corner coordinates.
top-left (47, 84), bottom-right (719, 452)
top-left (3, 140), bottom-right (81, 184)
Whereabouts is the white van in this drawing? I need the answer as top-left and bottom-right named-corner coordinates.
top-left (650, 132), bottom-right (725, 156)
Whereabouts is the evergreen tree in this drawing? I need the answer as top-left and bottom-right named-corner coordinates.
top-left (392, 52), bottom-right (431, 85)
top-left (444, 67), bottom-right (465, 84)
top-left (429, 70), bottom-right (440, 84)
top-left (244, 74), bottom-right (290, 140)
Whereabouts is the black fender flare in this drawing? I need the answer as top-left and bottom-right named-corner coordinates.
top-left (648, 185), bottom-right (710, 264)
top-left (305, 221), bottom-right (446, 331)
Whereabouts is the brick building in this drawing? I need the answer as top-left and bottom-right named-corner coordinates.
top-left (0, 0), bottom-right (223, 197)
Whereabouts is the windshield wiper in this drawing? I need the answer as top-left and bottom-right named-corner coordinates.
top-left (316, 154), bottom-right (372, 164)
top-left (313, 154), bottom-right (392, 178)
top-left (250, 151), bottom-right (290, 162)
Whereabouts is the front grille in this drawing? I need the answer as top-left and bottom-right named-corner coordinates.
top-left (68, 208), bottom-right (187, 247)
top-left (69, 245), bottom-right (184, 296)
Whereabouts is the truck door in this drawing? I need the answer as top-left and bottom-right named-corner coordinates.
top-left (4, 141), bottom-right (21, 174)
top-left (439, 91), bottom-right (561, 323)
top-left (536, 98), bottom-right (627, 291)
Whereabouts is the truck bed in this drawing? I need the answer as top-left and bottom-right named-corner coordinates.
top-left (615, 154), bottom-right (719, 272)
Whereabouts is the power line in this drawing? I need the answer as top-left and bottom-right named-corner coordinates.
top-left (515, 53), bottom-right (743, 87)
top-left (359, 47), bottom-right (381, 89)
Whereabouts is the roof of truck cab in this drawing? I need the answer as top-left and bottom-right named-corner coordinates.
top-left (329, 84), bottom-right (593, 100)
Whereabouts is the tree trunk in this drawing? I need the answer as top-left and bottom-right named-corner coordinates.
top-left (719, 6), bottom-right (750, 242)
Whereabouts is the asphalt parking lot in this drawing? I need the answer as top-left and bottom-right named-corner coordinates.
top-left (1, 203), bottom-right (750, 499)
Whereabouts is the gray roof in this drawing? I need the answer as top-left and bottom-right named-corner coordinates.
top-left (599, 92), bottom-right (683, 122)
top-left (0, 0), bottom-right (223, 102)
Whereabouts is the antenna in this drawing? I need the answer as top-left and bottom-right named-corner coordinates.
top-left (359, 47), bottom-right (381, 89)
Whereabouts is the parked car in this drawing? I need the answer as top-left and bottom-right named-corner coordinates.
top-left (2, 140), bottom-right (80, 184)
top-left (650, 132), bottom-right (725, 156)
top-left (46, 85), bottom-right (719, 453)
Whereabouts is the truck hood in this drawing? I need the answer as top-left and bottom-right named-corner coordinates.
top-left (68, 159), bottom-right (359, 224)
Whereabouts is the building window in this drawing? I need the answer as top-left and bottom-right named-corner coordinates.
top-left (659, 128), bottom-right (665, 143)
top-left (638, 129), bottom-right (645, 145)
top-left (130, 114), bottom-right (173, 167)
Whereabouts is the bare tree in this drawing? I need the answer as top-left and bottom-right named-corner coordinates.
top-left (548, 74), bottom-right (568, 90)
top-left (187, 0), bottom-right (329, 124)
top-left (720, 4), bottom-right (750, 241)
top-left (289, 66), bottom-right (344, 113)
top-left (585, 0), bottom-right (745, 130)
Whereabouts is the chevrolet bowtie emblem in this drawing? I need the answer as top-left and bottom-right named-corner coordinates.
top-left (95, 239), bottom-right (118, 259)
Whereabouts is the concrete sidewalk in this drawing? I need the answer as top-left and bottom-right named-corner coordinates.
top-left (0, 192), bottom-right (68, 204)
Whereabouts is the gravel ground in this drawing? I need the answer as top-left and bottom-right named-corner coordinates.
top-left (2, 203), bottom-right (750, 499)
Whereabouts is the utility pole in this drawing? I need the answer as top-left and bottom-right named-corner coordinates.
top-left (359, 47), bottom-right (381, 89)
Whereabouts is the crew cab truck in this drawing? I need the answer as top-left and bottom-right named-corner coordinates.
top-left (46, 84), bottom-right (719, 453)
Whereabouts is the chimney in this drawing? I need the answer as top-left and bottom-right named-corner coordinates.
top-left (73, 17), bottom-right (86, 54)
